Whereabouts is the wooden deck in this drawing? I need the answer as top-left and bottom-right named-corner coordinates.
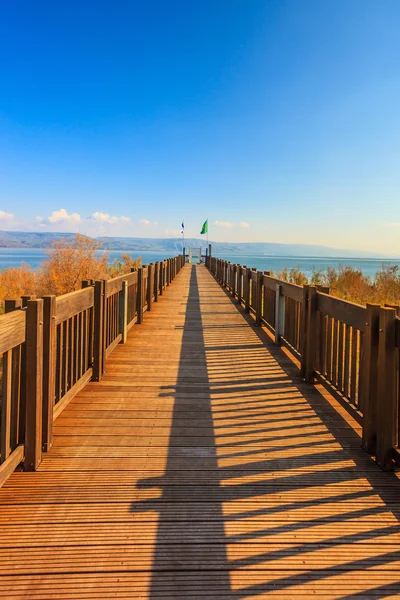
top-left (2, 263), bottom-right (400, 598)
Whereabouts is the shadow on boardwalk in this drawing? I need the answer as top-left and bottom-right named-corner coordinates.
top-left (132, 264), bottom-right (400, 598)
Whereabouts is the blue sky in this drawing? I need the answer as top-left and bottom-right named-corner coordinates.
top-left (1, 0), bottom-right (400, 254)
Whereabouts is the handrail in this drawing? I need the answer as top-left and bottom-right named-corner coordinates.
top-left (207, 255), bottom-right (400, 472)
top-left (0, 253), bottom-right (185, 486)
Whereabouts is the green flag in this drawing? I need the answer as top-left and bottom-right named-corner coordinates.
top-left (200, 219), bottom-right (208, 235)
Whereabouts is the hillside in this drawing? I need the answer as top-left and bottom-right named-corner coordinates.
top-left (0, 230), bottom-right (389, 258)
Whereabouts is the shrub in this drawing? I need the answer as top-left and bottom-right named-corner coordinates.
top-left (272, 264), bottom-right (400, 306)
top-left (0, 234), bottom-right (142, 309)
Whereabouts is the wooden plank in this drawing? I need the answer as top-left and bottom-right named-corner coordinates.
top-left (350, 327), bottom-right (358, 405)
top-left (262, 275), bottom-right (304, 302)
top-left (147, 263), bottom-right (153, 311)
top-left (344, 323), bottom-right (351, 399)
top-left (316, 292), bottom-right (366, 332)
top-left (255, 271), bottom-right (262, 326)
top-left (0, 445), bottom-right (24, 488)
top-left (118, 280), bottom-right (128, 344)
top-left (0, 351), bottom-right (12, 462)
top-left (67, 315), bottom-right (74, 391)
top-left (137, 267), bottom-right (144, 324)
top-left (326, 316), bottom-right (333, 382)
top-left (61, 320), bottom-right (68, 397)
top-left (93, 281), bottom-right (104, 381)
top-left (332, 318), bottom-right (338, 386)
top-left (0, 263), bottom-right (399, 597)
top-left (154, 262), bottom-right (159, 303)
top-left (106, 334), bottom-right (122, 357)
top-left (0, 310), bottom-right (26, 355)
top-left (53, 369), bottom-right (93, 421)
top-left (55, 287), bottom-right (94, 325)
top-left (337, 320), bottom-right (344, 392)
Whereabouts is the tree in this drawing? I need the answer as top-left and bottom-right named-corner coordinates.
top-left (35, 234), bottom-right (108, 296)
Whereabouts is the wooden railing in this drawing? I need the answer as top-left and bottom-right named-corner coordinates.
top-left (208, 256), bottom-right (400, 471)
top-left (0, 255), bottom-right (184, 485)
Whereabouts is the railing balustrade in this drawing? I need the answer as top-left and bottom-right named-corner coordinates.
top-left (0, 254), bottom-right (184, 484)
top-left (208, 256), bottom-right (400, 471)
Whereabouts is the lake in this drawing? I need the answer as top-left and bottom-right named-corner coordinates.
top-left (0, 248), bottom-right (399, 279)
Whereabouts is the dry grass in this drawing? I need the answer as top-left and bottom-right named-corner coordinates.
top-left (0, 234), bottom-right (142, 312)
top-left (273, 264), bottom-right (400, 306)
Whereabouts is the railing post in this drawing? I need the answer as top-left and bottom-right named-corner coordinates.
top-left (42, 295), bottom-right (56, 451)
top-left (244, 267), bottom-right (250, 312)
top-left (237, 265), bottom-right (242, 303)
top-left (147, 263), bottom-right (154, 311)
top-left (154, 262), bottom-right (159, 303)
top-left (81, 280), bottom-right (93, 288)
top-left (24, 299), bottom-right (43, 471)
top-left (2, 300), bottom-right (22, 460)
top-left (137, 267), bottom-right (144, 324)
top-left (300, 285), bottom-right (309, 379)
top-left (317, 285), bottom-right (330, 294)
top-left (274, 284), bottom-right (285, 344)
top-left (361, 303), bottom-right (380, 454)
top-left (119, 280), bottom-right (128, 344)
top-left (304, 286), bottom-right (317, 383)
top-left (256, 271), bottom-right (263, 326)
top-left (232, 264), bottom-right (237, 298)
top-left (158, 263), bottom-right (163, 297)
top-left (376, 307), bottom-right (397, 471)
top-left (93, 280), bottom-right (105, 381)
top-left (21, 296), bottom-right (31, 308)
top-left (5, 299), bottom-right (22, 313)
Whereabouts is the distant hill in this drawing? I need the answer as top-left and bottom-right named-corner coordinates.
top-left (0, 230), bottom-right (389, 258)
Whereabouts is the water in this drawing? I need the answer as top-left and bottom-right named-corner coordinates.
top-left (214, 254), bottom-right (400, 279)
top-left (0, 248), bottom-right (174, 270)
top-left (0, 248), bottom-right (399, 279)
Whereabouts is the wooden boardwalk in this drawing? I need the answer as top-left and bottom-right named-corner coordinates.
top-left (1, 264), bottom-right (400, 598)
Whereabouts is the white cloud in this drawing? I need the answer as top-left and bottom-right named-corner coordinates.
top-left (48, 208), bottom-right (81, 223)
top-left (215, 221), bottom-right (234, 228)
top-left (36, 216), bottom-right (44, 223)
top-left (140, 218), bottom-right (151, 226)
top-left (240, 221), bottom-right (250, 228)
top-left (0, 211), bottom-right (14, 221)
top-left (91, 212), bottom-right (130, 225)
